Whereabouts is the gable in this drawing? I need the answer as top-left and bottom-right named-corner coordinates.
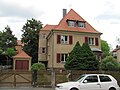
top-left (41, 9), bottom-right (102, 34)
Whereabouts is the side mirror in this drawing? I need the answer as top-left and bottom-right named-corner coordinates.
top-left (83, 80), bottom-right (87, 83)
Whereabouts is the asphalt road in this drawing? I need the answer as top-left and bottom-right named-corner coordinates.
top-left (0, 87), bottom-right (55, 90)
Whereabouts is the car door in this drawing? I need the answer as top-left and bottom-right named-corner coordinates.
top-left (99, 75), bottom-right (112, 90)
top-left (80, 75), bottom-right (101, 90)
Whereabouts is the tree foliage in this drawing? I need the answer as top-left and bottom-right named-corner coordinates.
top-left (3, 48), bottom-right (16, 56)
top-left (31, 63), bottom-right (45, 71)
top-left (21, 18), bottom-right (42, 63)
top-left (82, 43), bottom-right (99, 70)
top-left (64, 42), bottom-right (99, 70)
top-left (64, 41), bottom-right (82, 70)
top-left (0, 25), bottom-right (17, 51)
top-left (100, 56), bottom-right (120, 71)
top-left (101, 40), bottom-right (110, 57)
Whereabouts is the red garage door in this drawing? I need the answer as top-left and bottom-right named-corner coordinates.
top-left (15, 60), bottom-right (29, 70)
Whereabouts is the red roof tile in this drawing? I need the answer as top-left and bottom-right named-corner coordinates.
top-left (41, 9), bottom-right (102, 34)
top-left (13, 46), bottom-right (31, 59)
top-left (13, 50), bottom-right (31, 59)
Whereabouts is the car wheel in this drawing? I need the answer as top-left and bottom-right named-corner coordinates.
top-left (70, 88), bottom-right (79, 90)
top-left (109, 87), bottom-right (116, 90)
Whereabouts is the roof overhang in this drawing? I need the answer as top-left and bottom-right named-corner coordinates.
top-left (91, 48), bottom-right (102, 53)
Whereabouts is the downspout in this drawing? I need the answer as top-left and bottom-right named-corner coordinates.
top-left (51, 31), bottom-right (55, 87)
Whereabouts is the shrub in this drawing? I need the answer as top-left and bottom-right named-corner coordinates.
top-left (100, 56), bottom-right (119, 71)
top-left (31, 63), bottom-right (45, 71)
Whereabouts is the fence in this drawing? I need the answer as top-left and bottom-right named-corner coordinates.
top-left (0, 69), bottom-right (120, 87)
top-left (37, 70), bottom-right (120, 87)
top-left (0, 70), bottom-right (32, 87)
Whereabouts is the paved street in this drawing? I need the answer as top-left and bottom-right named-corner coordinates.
top-left (0, 87), bottom-right (55, 90)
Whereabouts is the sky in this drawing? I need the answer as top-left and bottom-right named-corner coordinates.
top-left (0, 0), bottom-right (120, 49)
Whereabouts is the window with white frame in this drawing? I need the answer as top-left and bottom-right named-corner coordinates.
top-left (61, 35), bottom-right (68, 44)
top-left (68, 20), bottom-right (76, 27)
top-left (88, 37), bottom-right (95, 45)
top-left (78, 21), bottom-right (85, 28)
top-left (61, 54), bottom-right (68, 62)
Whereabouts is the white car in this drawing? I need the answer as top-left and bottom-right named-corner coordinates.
top-left (55, 74), bottom-right (120, 90)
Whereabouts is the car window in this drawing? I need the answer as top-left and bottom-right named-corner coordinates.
top-left (76, 74), bottom-right (85, 82)
top-left (83, 75), bottom-right (98, 83)
top-left (99, 76), bottom-right (112, 82)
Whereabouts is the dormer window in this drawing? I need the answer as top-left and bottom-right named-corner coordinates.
top-left (68, 20), bottom-right (76, 27)
top-left (78, 21), bottom-right (85, 28)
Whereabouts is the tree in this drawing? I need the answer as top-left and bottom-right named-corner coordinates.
top-left (65, 42), bottom-right (99, 70)
top-left (64, 41), bottom-right (82, 70)
top-left (1, 25), bottom-right (17, 51)
top-left (4, 48), bottom-right (16, 56)
top-left (101, 40), bottom-right (110, 57)
top-left (82, 43), bottom-right (99, 70)
top-left (100, 56), bottom-right (120, 71)
top-left (2, 48), bottom-right (16, 66)
top-left (21, 18), bottom-right (42, 63)
top-left (31, 63), bottom-right (45, 71)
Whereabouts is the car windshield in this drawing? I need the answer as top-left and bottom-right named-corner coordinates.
top-left (76, 74), bottom-right (85, 82)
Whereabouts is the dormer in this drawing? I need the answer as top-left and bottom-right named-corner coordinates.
top-left (77, 21), bottom-right (86, 28)
top-left (67, 19), bottom-right (86, 28)
top-left (67, 20), bottom-right (76, 27)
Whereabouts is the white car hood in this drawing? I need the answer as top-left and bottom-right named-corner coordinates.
top-left (57, 81), bottom-right (79, 87)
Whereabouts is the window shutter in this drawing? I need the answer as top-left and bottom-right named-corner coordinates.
top-left (69, 36), bottom-right (73, 44)
top-left (95, 38), bottom-right (99, 46)
top-left (57, 53), bottom-right (61, 63)
top-left (85, 37), bottom-right (88, 43)
top-left (57, 35), bottom-right (61, 44)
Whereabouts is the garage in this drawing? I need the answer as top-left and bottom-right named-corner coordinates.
top-left (15, 60), bottom-right (29, 70)
top-left (13, 46), bottom-right (32, 71)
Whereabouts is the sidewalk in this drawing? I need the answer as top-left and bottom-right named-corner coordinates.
top-left (0, 87), bottom-right (54, 90)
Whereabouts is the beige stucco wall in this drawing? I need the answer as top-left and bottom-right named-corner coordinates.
top-left (38, 30), bottom-right (50, 61)
top-left (46, 31), bottom-right (101, 69)
top-left (117, 49), bottom-right (120, 62)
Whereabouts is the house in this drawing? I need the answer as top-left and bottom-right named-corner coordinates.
top-left (112, 45), bottom-right (120, 62)
top-left (38, 9), bottom-right (102, 69)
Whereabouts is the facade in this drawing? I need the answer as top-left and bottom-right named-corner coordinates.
top-left (38, 9), bottom-right (102, 69)
top-left (112, 45), bottom-right (120, 62)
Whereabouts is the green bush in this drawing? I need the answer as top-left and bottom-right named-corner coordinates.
top-left (31, 63), bottom-right (45, 71)
top-left (100, 56), bottom-right (119, 71)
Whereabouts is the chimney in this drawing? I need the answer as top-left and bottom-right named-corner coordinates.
top-left (15, 46), bottom-right (23, 53)
top-left (63, 9), bottom-right (67, 17)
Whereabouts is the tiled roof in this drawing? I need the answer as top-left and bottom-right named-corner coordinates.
top-left (13, 46), bottom-right (31, 59)
top-left (41, 24), bottom-right (57, 30)
top-left (41, 9), bottom-right (102, 34)
top-left (13, 50), bottom-right (31, 59)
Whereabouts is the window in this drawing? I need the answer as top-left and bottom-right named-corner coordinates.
top-left (68, 20), bottom-right (76, 27)
top-left (41, 33), bottom-right (46, 38)
top-left (99, 76), bottom-right (112, 82)
top-left (78, 22), bottom-right (85, 28)
top-left (61, 54), bottom-right (68, 62)
top-left (85, 37), bottom-right (99, 46)
top-left (56, 53), bottom-right (68, 63)
top-left (61, 35), bottom-right (68, 44)
top-left (84, 75), bottom-right (98, 83)
top-left (57, 35), bottom-right (73, 45)
top-left (41, 48), bottom-right (46, 54)
top-left (88, 37), bottom-right (95, 45)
